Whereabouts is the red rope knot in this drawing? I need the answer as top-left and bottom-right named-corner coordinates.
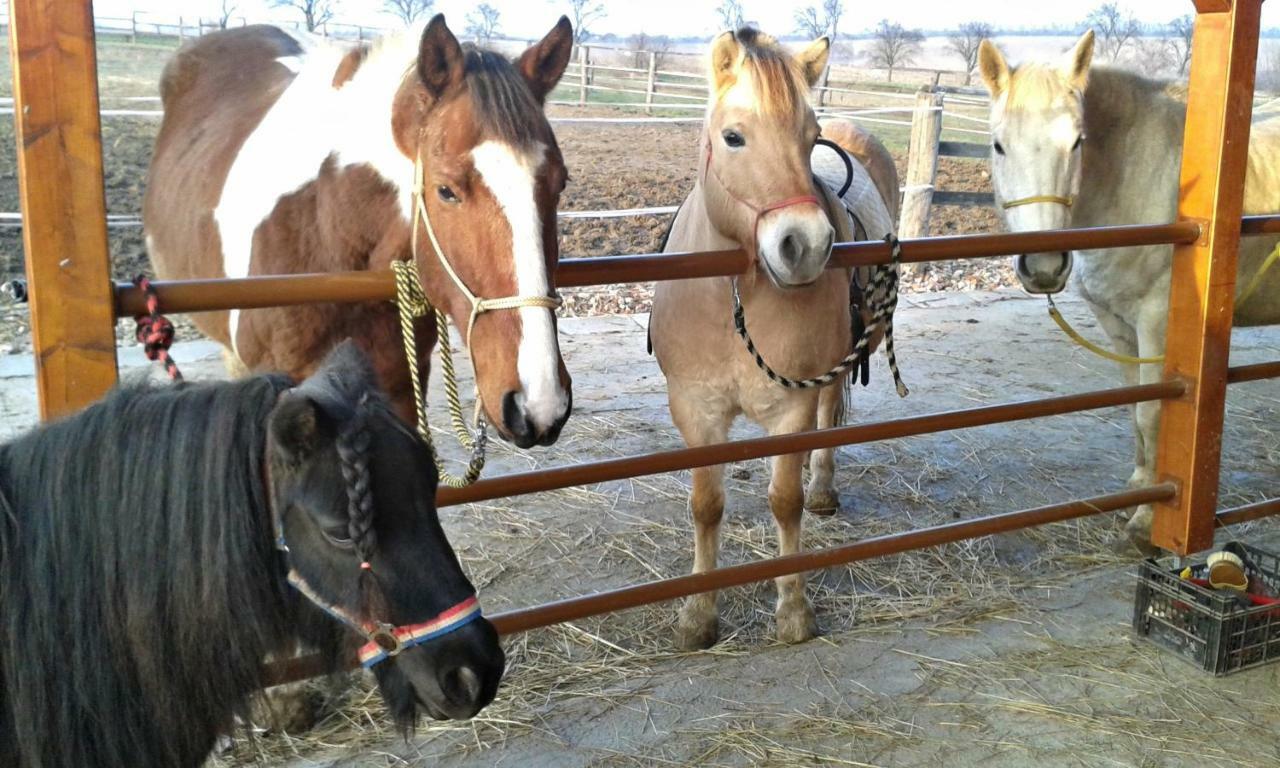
top-left (132, 275), bottom-right (183, 382)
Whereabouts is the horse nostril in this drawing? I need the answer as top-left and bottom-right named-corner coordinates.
top-left (780, 233), bottom-right (800, 264)
top-left (441, 665), bottom-right (483, 708)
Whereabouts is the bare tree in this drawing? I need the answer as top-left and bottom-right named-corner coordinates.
top-left (1086, 2), bottom-right (1141, 62)
top-left (947, 21), bottom-right (993, 85)
top-left (795, 0), bottom-right (842, 41)
top-left (1167, 15), bottom-right (1194, 76)
top-left (823, 0), bottom-right (843, 42)
top-left (217, 0), bottom-right (238, 29)
top-left (550, 0), bottom-right (605, 44)
top-left (868, 20), bottom-right (924, 83)
top-left (465, 3), bottom-right (501, 44)
top-left (629, 32), bottom-right (672, 71)
top-left (383, 0), bottom-right (433, 26)
top-left (794, 7), bottom-right (824, 39)
top-left (715, 0), bottom-right (746, 31)
top-left (270, 0), bottom-right (337, 33)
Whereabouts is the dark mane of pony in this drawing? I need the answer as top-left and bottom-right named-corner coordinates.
top-left (462, 44), bottom-right (542, 146)
top-left (728, 26), bottom-right (808, 115)
top-left (0, 374), bottom-right (344, 767)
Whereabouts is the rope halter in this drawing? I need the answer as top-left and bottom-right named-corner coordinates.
top-left (397, 151), bottom-right (562, 486)
top-left (411, 155), bottom-right (562, 345)
top-left (701, 133), bottom-right (822, 261)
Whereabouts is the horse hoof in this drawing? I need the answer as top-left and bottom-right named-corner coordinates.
top-left (1121, 506), bottom-right (1159, 557)
top-left (775, 599), bottom-right (818, 645)
top-left (804, 489), bottom-right (841, 516)
top-left (676, 599), bottom-right (720, 651)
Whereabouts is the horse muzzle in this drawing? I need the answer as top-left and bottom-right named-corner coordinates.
top-left (398, 617), bottom-right (505, 721)
top-left (501, 386), bottom-right (571, 449)
top-left (757, 211), bottom-right (835, 288)
top-left (1014, 251), bottom-right (1073, 295)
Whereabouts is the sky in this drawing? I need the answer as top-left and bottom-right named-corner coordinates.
top-left (83, 1), bottom-right (1280, 40)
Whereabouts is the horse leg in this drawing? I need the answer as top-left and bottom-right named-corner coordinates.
top-left (1124, 310), bottom-right (1169, 554)
top-left (1088, 302), bottom-right (1146, 485)
top-left (669, 386), bottom-right (731, 651)
top-left (804, 382), bottom-right (843, 515)
top-left (221, 348), bottom-right (250, 379)
top-left (770, 408), bottom-right (819, 645)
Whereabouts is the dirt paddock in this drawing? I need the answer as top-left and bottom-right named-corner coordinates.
top-left (259, 290), bottom-right (1278, 768)
top-left (5, 291), bottom-right (1273, 767)
top-left (1, 38), bottom-right (1278, 768)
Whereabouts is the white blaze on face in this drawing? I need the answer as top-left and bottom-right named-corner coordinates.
top-left (470, 141), bottom-right (567, 430)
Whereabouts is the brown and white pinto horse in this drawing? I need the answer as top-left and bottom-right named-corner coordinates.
top-left (145, 15), bottom-right (574, 448)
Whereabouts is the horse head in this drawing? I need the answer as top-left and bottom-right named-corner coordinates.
top-left (393, 15), bottom-right (574, 448)
top-left (266, 341), bottom-right (504, 725)
top-left (700, 28), bottom-right (834, 288)
top-left (979, 31), bottom-right (1094, 295)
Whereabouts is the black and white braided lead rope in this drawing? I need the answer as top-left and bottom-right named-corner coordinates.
top-left (731, 233), bottom-right (910, 398)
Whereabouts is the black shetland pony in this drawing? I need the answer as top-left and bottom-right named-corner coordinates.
top-left (0, 342), bottom-right (504, 768)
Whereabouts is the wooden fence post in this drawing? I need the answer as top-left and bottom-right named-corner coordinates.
top-left (1150, 0), bottom-right (1263, 555)
top-left (645, 51), bottom-right (657, 114)
top-left (578, 44), bottom-right (588, 106)
top-left (9, 0), bottom-right (120, 419)
top-left (178, 15), bottom-right (185, 43)
top-left (817, 64), bottom-right (831, 107)
top-left (898, 87), bottom-right (944, 239)
top-left (130, 11), bottom-right (137, 43)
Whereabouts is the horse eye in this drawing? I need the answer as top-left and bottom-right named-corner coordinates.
top-left (993, 141), bottom-right (1005, 156)
top-left (437, 186), bottom-right (460, 204)
top-left (1072, 135), bottom-right (1084, 151)
top-left (322, 528), bottom-right (355, 550)
top-left (722, 130), bottom-right (746, 148)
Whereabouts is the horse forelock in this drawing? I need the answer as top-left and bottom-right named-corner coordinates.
top-left (1004, 63), bottom-right (1082, 114)
top-left (716, 33), bottom-right (809, 118)
top-left (460, 45), bottom-right (548, 148)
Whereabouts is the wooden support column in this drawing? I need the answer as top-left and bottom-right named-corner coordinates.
top-left (9, 0), bottom-right (119, 420)
top-left (578, 45), bottom-right (589, 106)
top-left (898, 87), bottom-right (944, 239)
top-left (1151, 0), bottom-right (1261, 554)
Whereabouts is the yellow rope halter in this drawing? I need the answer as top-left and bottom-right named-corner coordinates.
top-left (393, 154), bottom-right (563, 487)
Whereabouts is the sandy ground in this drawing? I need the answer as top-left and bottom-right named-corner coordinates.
top-left (6, 291), bottom-right (1276, 767)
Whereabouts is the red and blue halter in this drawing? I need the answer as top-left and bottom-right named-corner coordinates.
top-left (267, 453), bottom-right (482, 669)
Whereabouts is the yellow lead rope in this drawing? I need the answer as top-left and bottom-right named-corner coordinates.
top-left (1046, 295), bottom-right (1165, 365)
top-left (1045, 242), bottom-right (1280, 366)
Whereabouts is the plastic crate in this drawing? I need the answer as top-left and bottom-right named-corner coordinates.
top-left (1133, 542), bottom-right (1280, 675)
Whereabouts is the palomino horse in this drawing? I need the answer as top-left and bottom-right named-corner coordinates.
top-left (145, 15), bottom-right (574, 449)
top-left (0, 342), bottom-right (504, 768)
top-left (978, 31), bottom-right (1280, 550)
top-left (650, 28), bottom-right (900, 649)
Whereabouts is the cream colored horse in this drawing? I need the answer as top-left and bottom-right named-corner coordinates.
top-left (978, 31), bottom-right (1280, 551)
top-left (649, 28), bottom-right (899, 649)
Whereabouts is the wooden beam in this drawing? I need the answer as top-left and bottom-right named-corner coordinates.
top-left (898, 87), bottom-right (944, 239)
top-left (1151, 0), bottom-right (1261, 554)
top-left (9, 0), bottom-right (119, 420)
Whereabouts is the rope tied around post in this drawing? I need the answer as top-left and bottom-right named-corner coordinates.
top-left (132, 275), bottom-right (182, 381)
top-left (391, 259), bottom-right (487, 488)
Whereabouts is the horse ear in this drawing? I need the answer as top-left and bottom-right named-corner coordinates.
top-left (795, 37), bottom-right (830, 89)
top-left (708, 31), bottom-right (741, 93)
top-left (517, 16), bottom-right (573, 103)
top-left (977, 39), bottom-right (1010, 97)
top-left (1062, 29), bottom-right (1095, 92)
top-left (417, 14), bottom-right (464, 100)
top-left (269, 394), bottom-right (331, 465)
